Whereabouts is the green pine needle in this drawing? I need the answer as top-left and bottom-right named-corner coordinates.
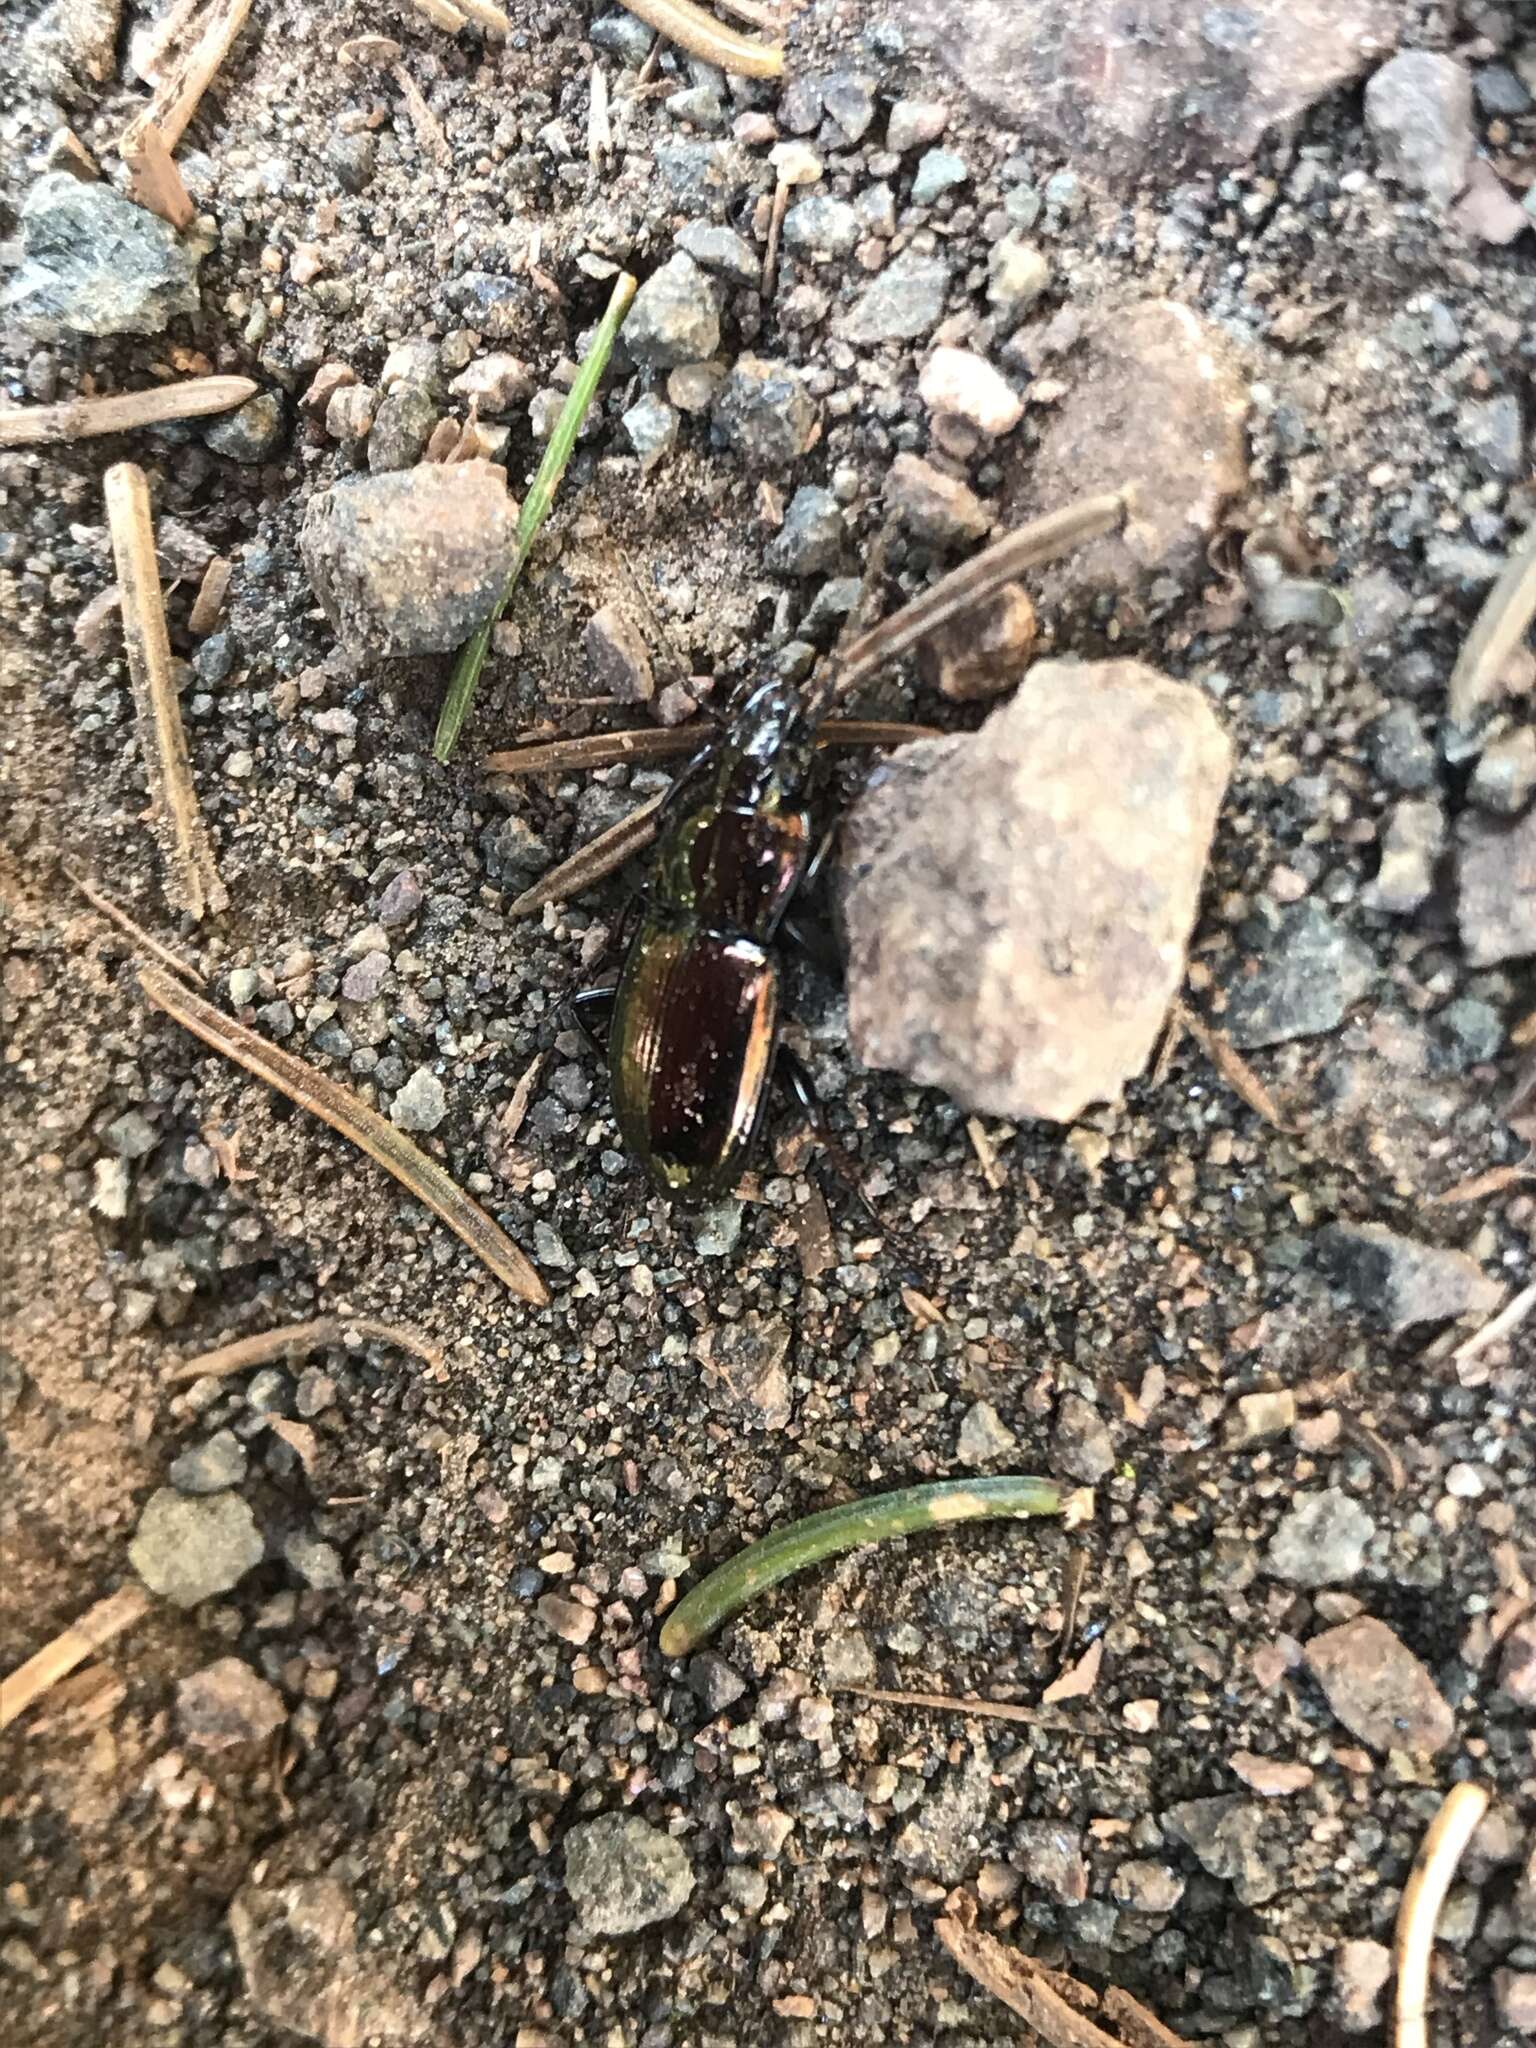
top-left (433, 270), bottom-right (637, 764)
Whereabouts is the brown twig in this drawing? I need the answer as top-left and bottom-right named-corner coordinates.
top-left (137, 966), bottom-right (549, 1303)
top-left (0, 375), bottom-right (257, 449)
top-left (1057, 1545), bottom-right (1089, 1666)
top-left (485, 717), bottom-right (938, 778)
top-left (392, 62), bottom-right (452, 163)
top-left (1394, 1781), bottom-right (1491, 2048)
top-left (1448, 521), bottom-right (1536, 729)
top-left (1176, 1001), bottom-right (1290, 1131)
top-left (122, 0), bottom-right (255, 154)
top-left (761, 178), bottom-right (789, 300)
top-left (1430, 1162), bottom-right (1531, 1205)
top-left (966, 1116), bottom-right (1004, 1190)
top-left (508, 790), bottom-right (669, 916)
top-left (187, 557), bottom-right (232, 636)
top-left (166, 1314), bottom-right (445, 1383)
top-left (618, 0), bottom-right (783, 75)
top-left (837, 1683), bottom-right (1105, 1735)
top-left (0, 1586), bottom-right (153, 1734)
top-left (1338, 1413), bottom-right (1407, 1493)
top-left (104, 462), bottom-right (229, 920)
top-left (63, 864), bottom-right (207, 986)
top-left (121, 121), bottom-right (196, 229)
top-left (835, 489), bottom-right (1132, 694)
top-left (936, 1921), bottom-right (1176, 2048)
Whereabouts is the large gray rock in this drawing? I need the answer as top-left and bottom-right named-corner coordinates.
top-left (1004, 300), bottom-right (1248, 600)
top-left (301, 461), bottom-right (518, 663)
top-left (840, 658), bottom-right (1231, 1121)
top-left (563, 1815), bottom-right (694, 1935)
top-left (889, 0), bottom-right (1397, 177)
top-left (6, 174), bottom-right (203, 338)
top-left (129, 1488), bottom-right (263, 1608)
top-left (1365, 51), bottom-right (1474, 207)
top-left (1314, 1222), bottom-right (1502, 1333)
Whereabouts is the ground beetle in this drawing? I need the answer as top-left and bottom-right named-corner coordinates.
top-left (573, 678), bottom-right (831, 1203)
top-left (552, 488), bottom-right (1132, 1205)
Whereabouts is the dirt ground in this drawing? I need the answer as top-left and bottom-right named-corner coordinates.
top-left (5, 1), bottom-right (1536, 2044)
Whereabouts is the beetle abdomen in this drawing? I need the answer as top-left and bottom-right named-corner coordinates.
top-left (609, 919), bottom-right (778, 1202)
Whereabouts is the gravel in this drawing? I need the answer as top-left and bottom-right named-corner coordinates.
top-left (1264, 1489), bottom-right (1375, 1587)
top-left (712, 354), bottom-right (817, 468)
top-left (585, 604), bottom-right (654, 702)
top-left (1221, 903), bottom-right (1377, 1048)
top-left (204, 392), bottom-right (285, 463)
top-left (176, 1657), bottom-right (287, 1750)
top-left (624, 252), bottom-right (720, 370)
top-left (168, 1429), bottom-right (248, 1495)
top-left (1303, 1616), bottom-right (1455, 1755)
top-left (1315, 1221), bottom-right (1503, 1333)
top-left (836, 250), bottom-right (951, 343)
top-left (1364, 51), bottom-right (1475, 208)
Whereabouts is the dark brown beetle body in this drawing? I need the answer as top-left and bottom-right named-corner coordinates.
top-left (606, 680), bottom-right (820, 1201)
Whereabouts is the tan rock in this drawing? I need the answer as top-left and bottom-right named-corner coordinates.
top-left (916, 583), bottom-right (1036, 702)
top-left (840, 657), bottom-right (1231, 1121)
top-left (1003, 299), bottom-right (1247, 600)
top-left (1303, 1616), bottom-right (1454, 1755)
top-left (230, 1878), bottom-right (434, 2047)
top-left (300, 460), bottom-right (518, 663)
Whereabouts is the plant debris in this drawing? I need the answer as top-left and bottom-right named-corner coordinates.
top-left (435, 270), bottom-right (636, 761)
top-left (1394, 1782), bottom-right (1491, 2048)
top-left (0, 373), bottom-right (256, 447)
top-left (658, 1475), bottom-right (1070, 1656)
top-left (137, 966), bottom-right (548, 1303)
top-left (104, 461), bottom-right (229, 920)
top-left (165, 1313), bottom-right (445, 1382)
top-left (0, 1585), bottom-right (152, 1735)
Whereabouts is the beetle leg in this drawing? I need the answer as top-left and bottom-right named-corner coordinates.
top-left (569, 984), bottom-right (617, 1055)
top-left (779, 912), bottom-right (843, 983)
top-left (800, 822), bottom-right (838, 894)
top-left (776, 1048), bottom-right (931, 1277)
top-left (775, 1047), bottom-right (884, 1229)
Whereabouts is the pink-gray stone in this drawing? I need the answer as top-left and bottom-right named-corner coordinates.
top-left (889, 0), bottom-right (1396, 177)
top-left (1458, 812), bottom-right (1536, 966)
top-left (840, 657), bottom-right (1231, 1121)
top-left (1303, 1617), bottom-right (1454, 1755)
top-left (1003, 301), bottom-right (1248, 602)
top-left (1365, 51), bottom-right (1475, 208)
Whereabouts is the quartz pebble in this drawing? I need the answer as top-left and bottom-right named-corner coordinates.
top-left (919, 347), bottom-right (1023, 436)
